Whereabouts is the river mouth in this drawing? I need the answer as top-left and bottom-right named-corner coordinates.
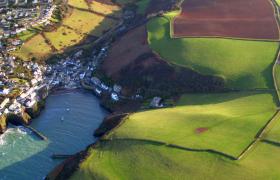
top-left (0, 90), bottom-right (107, 180)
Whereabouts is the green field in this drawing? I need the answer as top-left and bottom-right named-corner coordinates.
top-left (107, 92), bottom-right (277, 157)
top-left (89, 1), bottom-right (121, 16)
top-left (276, 0), bottom-right (280, 6)
top-left (68, 0), bottom-right (88, 9)
top-left (44, 26), bottom-right (83, 50)
top-left (12, 34), bottom-right (52, 60)
top-left (264, 112), bottom-right (280, 143)
top-left (147, 16), bottom-right (278, 89)
top-left (60, 4), bottom-right (280, 179)
top-left (70, 140), bottom-right (280, 180)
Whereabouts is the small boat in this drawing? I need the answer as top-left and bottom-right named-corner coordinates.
top-left (66, 108), bottom-right (70, 111)
top-left (61, 116), bottom-right (64, 121)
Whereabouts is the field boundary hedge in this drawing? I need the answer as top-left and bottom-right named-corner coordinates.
top-left (101, 138), bottom-right (237, 160)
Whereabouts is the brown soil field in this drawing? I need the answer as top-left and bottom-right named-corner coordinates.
top-left (101, 25), bottom-right (225, 97)
top-left (173, 0), bottom-right (279, 40)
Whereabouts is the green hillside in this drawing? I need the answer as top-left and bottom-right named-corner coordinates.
top-left (107, 92), bottom-right (277, 157)
top-left (70, 140), bottom-right (280, 180)
top-left (147, 16), bottom-right (278, 89)
top-left (68, 6), bottom-right (280, 180)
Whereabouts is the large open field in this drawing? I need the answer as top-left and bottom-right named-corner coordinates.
top-left (12, 34), bottom-right (52, 60)
top-left (107, 92), bottom-right (277, 157)
top-left (44, 26), bottom-right (83, 51)
top-left (70, 137), bottom-right (280, 179)
top-left (147, 15), bottom-right (279, 89)
top-left (52, 1), bottom-right (280, 179)
top-left (173, 0), bottom-right (279, 40)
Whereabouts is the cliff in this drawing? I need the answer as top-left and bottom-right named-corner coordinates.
top-left (0, 115), bottom-right (7, 134)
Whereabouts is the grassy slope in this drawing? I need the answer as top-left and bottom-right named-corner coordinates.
top-left (71, 140), bottom-right (280, 180)
top-left (71, 6), bottom-right (280, 180)
top-left (44, 26), bottom-right (83, 50)
top-left (265, 112), bottom-right (280, 143)
top-left (12, 34), bottom-right (52, 60)
top-left (147, 16), bottom-right (278, 89)
top-left (107, 92), bottom-right (277, 156)
top-left (89, 1), bottom-right (121, 16)
top-left (68, 0), bottom-right (88, 9)
top-left (265, 64), bottom-right (280, 143)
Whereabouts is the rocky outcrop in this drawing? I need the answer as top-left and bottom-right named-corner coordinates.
top-left (25, 100), bottom-right (46, 118)
top-left (7, 112), bottom-right (31, 125)
top-left (46, 145), bottom-right (91, 180)
top-left (94, 113), bottom-right (129, 137)
top-left (0, 115), bottom-right (7, 134)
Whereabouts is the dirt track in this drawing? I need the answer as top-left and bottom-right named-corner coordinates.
top-left (174, 0), bottom-right (280, 40)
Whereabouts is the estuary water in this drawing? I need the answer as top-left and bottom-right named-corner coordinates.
top-left (0, 90), bottom-right (107, 180)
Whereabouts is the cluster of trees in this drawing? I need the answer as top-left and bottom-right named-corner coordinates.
top-left (116, 52), bottom-right (226, 98)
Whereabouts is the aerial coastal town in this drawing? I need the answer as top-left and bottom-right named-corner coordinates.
top-left (0, 0), bottom-right (128, 129)
top-left (2, 0), bottom-right (280, 179)
top-left (0, 0), bottom-right (56, 126)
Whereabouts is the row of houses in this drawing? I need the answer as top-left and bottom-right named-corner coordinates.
top-left (0, 54), bottom-right (48, 116)
top-left (0, 0), bottom-right (52, 7)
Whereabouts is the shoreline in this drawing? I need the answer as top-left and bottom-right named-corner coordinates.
top-left (0, 86), bottom-right (97, 135)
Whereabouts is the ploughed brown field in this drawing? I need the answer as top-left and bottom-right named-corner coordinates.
top-left (173, 0), bottom-right (279, 40)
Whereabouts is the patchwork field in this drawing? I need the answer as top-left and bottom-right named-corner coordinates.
top-left (44, 26), bottom-right (83, 51)
top-left (89, 1), bottom-right (121, 15)
top-left (63, 9), bottom-right (117, 37)
top-left (70, 139), bottom-right (280, 179)
top-left (107, 92), bottom-right (277, 157)
top-left (147, 15), bottom-right (279, 89)
top-left (173, 0), bottom-right (279, 40)
top-left (12, 34), bottom-right (52, 60)
top-left (12, 0), bottom-right (120, 60)
top-left (68, 0), bottom-right (89, 9)
top-left (52, 1), bottom-right (280, 179)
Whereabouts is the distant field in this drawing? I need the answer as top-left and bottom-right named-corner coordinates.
top-left (68, 0), bottom-right (89, 9)
top-left (12, 1), bottom-right (120, 60)
top-left (44, 26), bottom-right (83, 51)
top-left (89, 1), bottom-right (121, 16)
top-left (173, 0), bottom-right (279, 40)
top-left (107, 92), bottom-right (277, 157)
top-left (147, 16), bottom-right (279, 89)
top-left (70, 140), bottom-right (280, 180)
top-left (12, 34), bottom-right (52, 60)
top-left (17, 29), bottom-right (37, 41)
top-left (63, 9), bottom-right (117, 37)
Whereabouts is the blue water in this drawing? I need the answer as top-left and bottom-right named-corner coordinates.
top-left (0, 91), bottom-right (107, 180)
